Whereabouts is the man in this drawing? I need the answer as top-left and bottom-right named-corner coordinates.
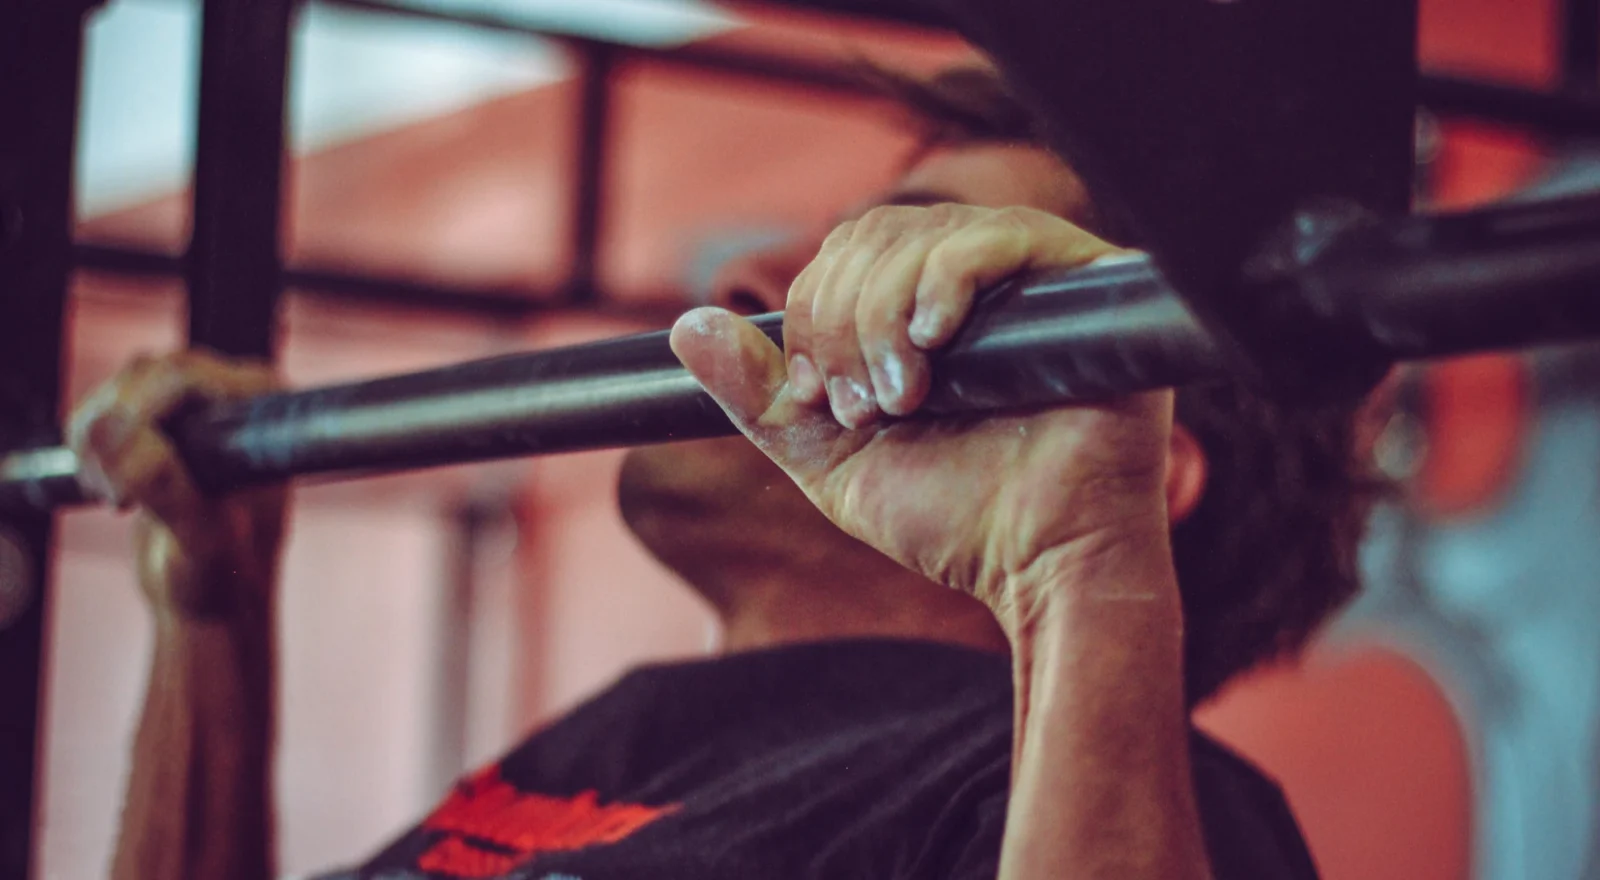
top-left (71, 66), bottom-right (1377, 879)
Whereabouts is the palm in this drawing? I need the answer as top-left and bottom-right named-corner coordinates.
top-left (672, 308), bottom-right (1172, 609)
top-left (807, 403), bottom-right (1166, 602)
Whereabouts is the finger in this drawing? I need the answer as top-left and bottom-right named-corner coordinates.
top-left (908, 208), bottom-right (1117, 350)
top-left (810, 242), bottom-right (885, 429)
top-left (671, 307), bottom-right (845, 484)
top-left (169, 348), bottom-right (283, 397)
top-left (782, 223), bottom-right (853, 407)
top-left (856, 233), bottom-right (938, 416)
top-left (67, 351), bottom-right (280, 508)
top-left (67, 358), bottom-right (155, 500)
top-left (69, 357), bottom-right (195, 506)
top-left (108, 427), bottom-right (208, 526)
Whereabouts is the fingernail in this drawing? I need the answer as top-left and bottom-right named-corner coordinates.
top-left (788, 353), bottom-right (824, 403)
top-left (908, 305), bottom-right (945, 348)
top-left (76, 458), bottom-right (116, 504)
top-left (827, 376), bottom-right (876, 428)
top-left (871, 349), bottom-right (907, 413)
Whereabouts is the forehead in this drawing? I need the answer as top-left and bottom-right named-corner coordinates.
top-left (892, 143), bottom-right (1093, 217)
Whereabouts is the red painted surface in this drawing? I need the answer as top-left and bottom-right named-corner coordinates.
top-left (1199, 650), bottom-right (1475, 880)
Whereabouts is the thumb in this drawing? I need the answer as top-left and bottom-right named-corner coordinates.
top-left (670, 307), bottom-right (787, 425)
top-left (670, 307), bottom-right (847, 483)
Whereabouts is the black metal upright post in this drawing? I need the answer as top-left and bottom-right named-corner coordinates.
top-left (1565, 0), bottom-right (1600, 93)
top-left (0, 1), bottom-right (100, 876)
top-left (566, 42), bottom-right (614, 305)
top-left (187, 0), bottom-right (295, 357)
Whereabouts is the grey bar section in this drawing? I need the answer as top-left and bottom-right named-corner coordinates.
top-left (0, 256), bottom-right (1221, 510)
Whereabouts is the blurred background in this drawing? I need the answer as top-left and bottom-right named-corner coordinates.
top-left (30, 0), bottom-right (1600, 877)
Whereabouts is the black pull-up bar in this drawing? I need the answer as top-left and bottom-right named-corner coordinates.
top-left (0, 255), bottom-right (1216, 509)
top-left (5, 191), bottom-right (1600, 511)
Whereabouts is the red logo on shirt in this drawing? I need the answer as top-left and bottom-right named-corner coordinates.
top-left (415, 765), bottom-right (679, 878)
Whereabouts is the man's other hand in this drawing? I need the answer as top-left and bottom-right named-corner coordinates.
top-left (67, 351), bottom-right (286, 622)
top-left (668, 204), bottom-right (1176, 637)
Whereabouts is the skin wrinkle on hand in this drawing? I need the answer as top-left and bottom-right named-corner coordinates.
top-left (766, 417), bottom-right (835, 472)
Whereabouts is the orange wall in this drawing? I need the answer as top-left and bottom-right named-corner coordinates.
top-left (1198, 649), bottom-right (1475, 880)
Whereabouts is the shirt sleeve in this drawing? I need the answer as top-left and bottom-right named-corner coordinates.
top-left (1191, 734), bottom-right (1322, 880)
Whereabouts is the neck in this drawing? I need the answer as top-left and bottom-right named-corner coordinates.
top-left (709, 559), bottom-right (1010, 656)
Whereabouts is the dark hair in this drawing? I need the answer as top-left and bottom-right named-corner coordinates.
top-left (874, 64), bottom-right (1388, 703)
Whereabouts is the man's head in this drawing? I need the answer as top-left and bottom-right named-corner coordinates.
top-left (619, 64), bottom-right (1382, 703)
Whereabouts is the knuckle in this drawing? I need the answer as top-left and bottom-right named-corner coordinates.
top-left (855, 205), bottom-right (901, 231)
top-left (980, 206), bottom-right (1039, 239)
top-left (993, 205), bottom-right (1037, 224)
top-left (854, 205), bottom-right (926, 241)
top-left (784, 265), bottom-right (819, 307)
top-left (820, 221), bottom-right (856, 250)
top-left (924, 202), bottom-right (963, 224)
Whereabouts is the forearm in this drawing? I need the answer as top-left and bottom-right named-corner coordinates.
top-left (112, 607), bottom-right (276, 880)
top-left (999, 527), bottom-right (1212, 880)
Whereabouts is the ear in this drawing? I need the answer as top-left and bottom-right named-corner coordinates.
top-left (1166, 422), bottom-right (1208, 524)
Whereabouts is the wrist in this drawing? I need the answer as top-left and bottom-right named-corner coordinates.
top-left (150, 607), bottom-right (277, 744)
top-left (1001, 512), bottom-right (1180, 642)
top-left (150, 592), bottom-right (276, 678)
top-left (139, 514), bottom-right (282, 625)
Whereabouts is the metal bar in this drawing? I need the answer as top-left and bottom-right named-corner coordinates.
top-left (1565, 0), bottom-right (1600, 92)
top-left (0, 0), bottom-right (99, 874)
top-left (14, 192), bottom-right (1600, 511)
top-left (738, 0), bottom-right (951, 29)
top-left (313, 0), bottom-right (1600, 140)
top-left (72, 242), bottom-right (687, 324)
top-left (1419, 73), bottom-right (1600, 137)
top-left (938, 0), bottom-right (1416, 399)
top-left (0, 255), bottom-right (1221, 508)
top-left (323, 0), bottom-right (950, 33)
top-left (567, 43), bottom-right (614, 305)
top-left (187, 0), bottom-right (294, 357)
top-left (1303, 193), bottom-right (1600, 359)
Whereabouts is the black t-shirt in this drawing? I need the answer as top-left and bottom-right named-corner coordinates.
top-left (319, 639), bottom-right (1318, 880)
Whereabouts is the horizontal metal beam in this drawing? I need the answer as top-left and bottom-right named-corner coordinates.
top-left (1419, 73), bottom-right (1600, 138)
top-left (72, 242), bottom-right (685, 323)
top-left (1, 255), bottom-right (1221, 507)
top-left (740, 0), bottom-right (951, 29)
top-left (13, 189), bottom-right (1600, 511)
top-left (323, 0), bottom-right (1600, 141)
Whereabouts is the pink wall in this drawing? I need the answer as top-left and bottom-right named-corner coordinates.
top-left (47, 0), bottom-right (1580, 874)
